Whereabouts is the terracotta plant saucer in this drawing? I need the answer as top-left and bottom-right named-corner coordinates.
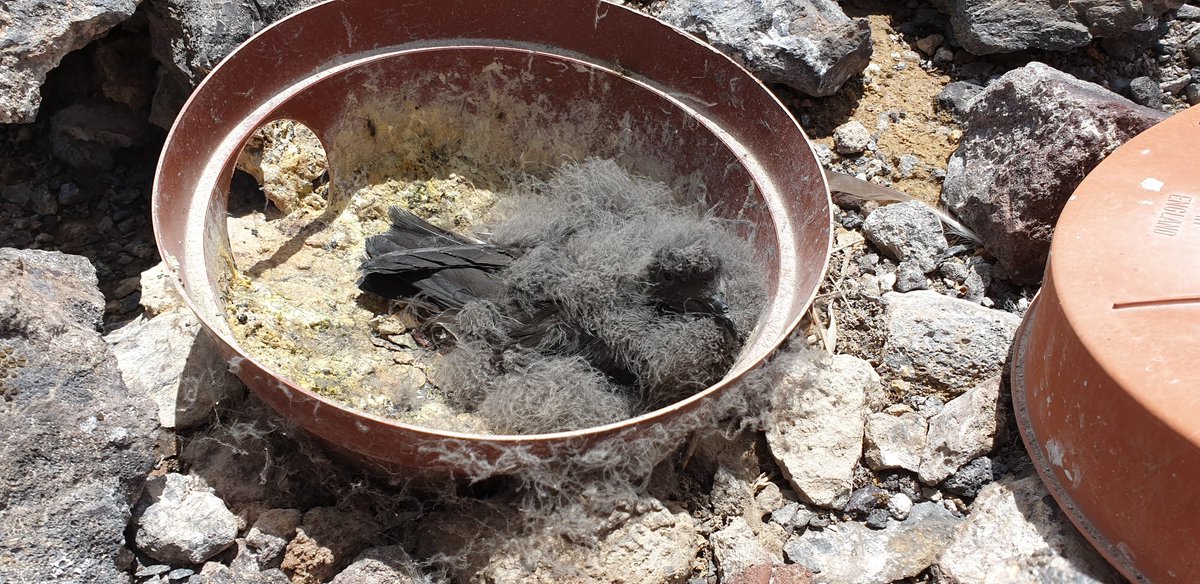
top-left (1013, 105), bottom-right (1200, 583)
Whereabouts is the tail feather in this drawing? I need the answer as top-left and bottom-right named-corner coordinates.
top-left (824, 170), bottom-right (983, 245)
top-left (362, 245), bottom-right (514, 274)
top-left (366, 206), bottom-right (480, 257)
top-left (358, 207), bottom-right (515, 309)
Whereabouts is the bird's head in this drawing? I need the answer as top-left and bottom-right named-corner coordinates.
top-left (647, 243), bottom-right (739, 342)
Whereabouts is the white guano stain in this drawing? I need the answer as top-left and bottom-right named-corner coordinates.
top-left (1046, 438), bottom-right (1065, 467)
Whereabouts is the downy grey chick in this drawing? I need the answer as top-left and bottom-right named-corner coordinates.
top-left (358, 160), bottom-right (766, 434)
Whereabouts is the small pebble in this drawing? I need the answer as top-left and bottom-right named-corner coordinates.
top-left (1186, 83), bottom-right (1200, 105)
top-left (839, 212), bottom-right (864, 230)
top-left (845, 485), bottom-right (888, 515)
top-left (942, 456), bottom-right (996, 498)
top-left (914, 34), bottom-right (943, 56)
top-left (833, 120), bottom-right (872, 155)
top-left (1129, 76), bottom-right (1163, 109)
top-left (135, 565), bottom-right (171, 577)
top-left (117, 217), bottom-right (140, 234)
top-left (808, 515), bottom-right (831, 530)
top-left (896, 154), bottom-right (921, 179)
top-left (865, 508), bottom-right (890, 529)
top-left (894, 260), bottom-right (927, 292)
top-left (167, 567), bottom-right (195, 581)
top-left (888, 493), bottom-right (913, 520)
top-left (939, 260), bottom-right (969, 284)
top-left (58, 182), bottom-right (85, 206)
top-left (114, 187), bottom-right (142, 205)
top-left (1162, 75), bottom-right (1191, 95)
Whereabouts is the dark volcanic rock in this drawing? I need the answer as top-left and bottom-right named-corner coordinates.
top-left (1074, 0), bottom-right (1181, 38)
top-left (1129, 75), bottom-right (1164, 109)
top-left (146, 0), bottom-right (319, 86)
top-left (50, 98), bottom-right (152, 170)
top-left (939, 0), bottom-right (1181, 55)
top-left (0, 249), bottom-right (157, 583)
top-left (941, 62), bottom-right (1168, 283)
top-left (0, 0), bottom-right (140, 123)
top-left (658, 0), bottom-right (872, 97)
top-left (948, 0), bottom-right (1091, 55)
top-left (144, 0), bottom-right (319, 123)
top-left (936, 81), bottom-right (983, 120)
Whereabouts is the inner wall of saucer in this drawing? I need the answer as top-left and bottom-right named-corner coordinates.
top-left (203, 47), bottom-right (789, 360)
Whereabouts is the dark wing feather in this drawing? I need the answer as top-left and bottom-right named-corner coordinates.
top-left (415, 268), bottom-right (508, 309)
top-left (359, 244), bottom-right (514, 308)
top-left (365, 206), bottom-right (479, 258)
top-left (361, 245), bottom-right (514, 274)
top-left (358, 206), bottom-right (517, 309)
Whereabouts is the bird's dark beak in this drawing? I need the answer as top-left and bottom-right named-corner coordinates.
top-left (688, 294), bottom-right (740, 343)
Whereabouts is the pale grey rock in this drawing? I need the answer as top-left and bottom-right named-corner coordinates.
top-left (863, 408), bottom-right (928, 472)
top-left (658, 0), bottom-right (872, 96)
top-left (754, 482), bottom-right (785, 515)
top-left (711, 465), bottom-right (754, 519)
top-left (136, 473), bottom-right (238, 564)
top-left (862, 201), bottom-right (948, 273)
top-left (935, 476), bottom-right (1122, 583)
top-left (881, 292), bottom-right (1019, 392)
top-left (106, 310), bottom-right (244, 429)
top-left (767, 354), bottom-right (879, 508)
top-left (140, 261), bottom-right (186, 317)
top-left (168, 567), bottom-right (195, 580)
top-left (330, 546), bottom-right (418, 584)
top-left (784, 502), bottom-right (962, 582)
top-left (196, 564), bottom-right (291, 584)
top-left (246, 509), bottom-right (301, 570)
top-left (894, 259), bottom-right (929, 292)
top-left (0, 0), bottom-right (140, 123)
top-left (0, 249), bottom-right (157, 584)
top-left (228, 539), bottom-right (261, 574)
top-left (982, 549), bottom-right (1117, 584)
top-left (920, 376), bottom-right (1005, 484)
top-left (711, 517), bottom-right (776, 582)
top-left (941, 62), bottom-right (1167, 282)
top-left (833, 120), bottom-right (872, 155)
top-left (1075, 0), bottom-right (1182, 38)
top-left (771, 502), bottom-right (815, 531)
top-left (1161, 74), bottom-right (1191, 95)
top-left (888, 493), bottom-right (913, 520)
top-left (418, 498), bottom-right (700, 584)
top-left (1178, 4), bottom-right (1200, 20)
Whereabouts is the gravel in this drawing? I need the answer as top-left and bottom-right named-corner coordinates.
top-left (3, 1), bottom-right (1192, 582)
